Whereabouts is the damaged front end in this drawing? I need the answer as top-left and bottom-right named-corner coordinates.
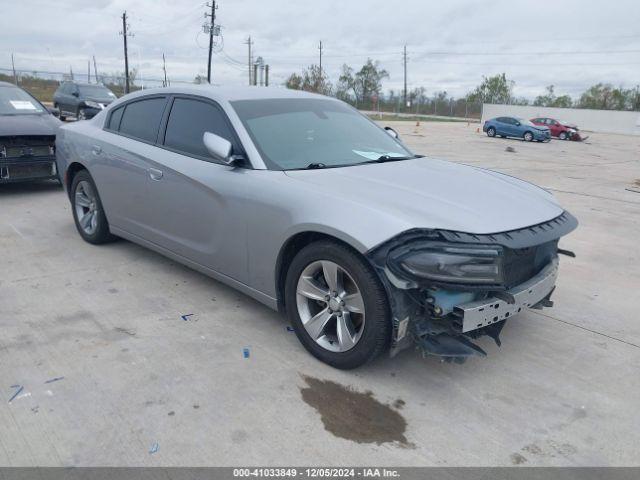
top-left (367, 211), bottom-right (578, 363)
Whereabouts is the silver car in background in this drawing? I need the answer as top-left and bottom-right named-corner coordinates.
top-left (56, 86), bottom-right (577, 369)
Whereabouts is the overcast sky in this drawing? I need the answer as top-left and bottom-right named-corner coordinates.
top-left (2, 0), bottom-right (639, 99)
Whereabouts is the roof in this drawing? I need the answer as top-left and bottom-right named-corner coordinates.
top-left (117, 84), bottom-right (331, 103)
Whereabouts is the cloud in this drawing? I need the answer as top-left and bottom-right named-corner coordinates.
top-left (2, 0), bottom-right (639, 98)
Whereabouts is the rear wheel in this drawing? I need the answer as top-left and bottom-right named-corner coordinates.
top-left (71, 170), bottom-right (116, 244)
top-left (523, 131), bottom-right (534, 142)
top-left (487, 127), bottom-right (496, 137)
top-left (285, 240), bottom-right (391, 369)
top-left (55, 104), bottom-right (66, 121)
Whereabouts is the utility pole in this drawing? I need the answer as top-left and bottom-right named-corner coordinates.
top-left (205, 1), bottom-right (218, 83)
top-left (120, 11), bottom-right (133, 94)
top-left (265, 65), bottom-right (269, 87)
top-left (93, 56), bottom-right (98, 84)
top-left (402, 45), bottom-right (408, 109)
top-left (245, 36), bottom-right (253, 85)
top-left (11, 53), bottom-right (17, 85)
top-left (162, 53), bottom-right (168, 87)
top-left (318, 40), bottom-right (323, 78)
top-left (88, 60), bottom-right (91, 83)
top-left (253, 63), bottom-right (258, 86)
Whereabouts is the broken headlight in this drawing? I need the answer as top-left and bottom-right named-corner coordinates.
top-left (392, 244), bottom-right (504, 285)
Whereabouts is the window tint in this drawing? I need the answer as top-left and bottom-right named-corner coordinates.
top-left (107, 106), bottom-right (124, 131)
top-left (163, 97), bottom-right (235, 158)
top-left (119, 97), bottom-right (166, 143)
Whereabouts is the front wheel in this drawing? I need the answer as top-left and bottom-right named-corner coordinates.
top-left (487, 127), bottom-right (496, 137)
top-left (71, 170), bottom-right (116, 244)
top-left (285, 241), bottom-right (391, 369)
top-left (558, 131), bottom-right (567, 140)
top-left (77, 108), bottom-right (87, 121)
top-left (523, 131), bottom-right (534, 142)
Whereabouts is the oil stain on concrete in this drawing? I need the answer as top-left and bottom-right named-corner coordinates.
top-left (299, 374), bottom-right (410, 447)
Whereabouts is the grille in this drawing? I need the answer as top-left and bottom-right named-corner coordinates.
top-left (1, 136), bottom-right (55, 159)
top-left (502, 240), bottom-right (557, 288)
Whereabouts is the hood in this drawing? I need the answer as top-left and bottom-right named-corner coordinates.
top-left (85, 96), bottom-right (115, 104)
top-left (285, 157), bottom-right (563, 235)
top-left (561, 122), bottom-right (578, 129)
top-left (0, 113), bottom-right (61, 137)
top-left (531, 124), bottom-right (549, 131)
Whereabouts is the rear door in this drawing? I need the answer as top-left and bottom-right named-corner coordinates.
top-left (93, 95), bottom-right (168, 238)
top-left (502, 117), bottom-right (518, 136)
top-left (495, 117), bottom-right (509, 136)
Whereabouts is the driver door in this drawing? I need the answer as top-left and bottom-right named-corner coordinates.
top-left (140, 95), bottom-right (249, 282)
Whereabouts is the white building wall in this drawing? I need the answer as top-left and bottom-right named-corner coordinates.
top-left (481, 104), bottom-right (640, 136)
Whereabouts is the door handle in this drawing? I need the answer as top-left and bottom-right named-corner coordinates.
top-left (92, 145), bottom-right (102, 155)
top-left (148, 168), bottom-right (163, 181)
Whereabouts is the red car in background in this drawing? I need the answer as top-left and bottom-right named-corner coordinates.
top-left (530, 117), bottom-right (587, 141)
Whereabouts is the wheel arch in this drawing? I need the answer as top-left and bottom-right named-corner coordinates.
top-left (65, 161), bottom-right (89, 201)
top-left (274, 230), bottom-right (372, 314)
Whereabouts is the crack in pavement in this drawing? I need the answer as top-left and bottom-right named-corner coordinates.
top-left (532, 310), bottom-right (640, 350)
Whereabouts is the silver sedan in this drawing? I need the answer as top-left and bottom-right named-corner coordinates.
top-left (56, 86), bottom-right (577, 369)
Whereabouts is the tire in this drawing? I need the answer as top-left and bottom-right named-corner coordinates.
top-left (77, 108), bottom-right (87, 121)
top-left (285, 240), bottom-right (391, 369)
top-left (70, 170), bottom-right (116, 244)
top-left (55, 104), bottom-right (66, 121)
top-left (523, 131), bottom-right (534, 142)
top-left (487, 127), bottom-right (496, 137)
top-left (558, 131), bottom-right (567, 140)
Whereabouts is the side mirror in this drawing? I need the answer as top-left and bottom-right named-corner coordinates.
top-left (203, 132), bottom-right (236, 165)
top-left (72, 91), bottom-right (79, 97)
top-left (515, 121), bottom-right (521, 126)
top-left (47, 106), bottom-right (60, 118)
top-left (384, 126), bottom-right (399, 139)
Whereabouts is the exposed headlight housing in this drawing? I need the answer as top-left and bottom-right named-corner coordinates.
top-left (84, 100), bottom-right (101, 109)
top-left (391, 244), bottom-right (504, 285)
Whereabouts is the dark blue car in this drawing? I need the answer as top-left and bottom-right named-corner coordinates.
top-left (483, 116), bottom-right (551, 142)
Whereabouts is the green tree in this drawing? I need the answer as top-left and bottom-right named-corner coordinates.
top-left (576, 83), bottom-right (635, 110)
top-left (337, 59), bottom-right (388, 105)
top-left (534, 85), bottom-right (572, 108)
top-left (285, 65), bottom-right (332, 95)
top-left (467, 73), bottom-right (514, 104)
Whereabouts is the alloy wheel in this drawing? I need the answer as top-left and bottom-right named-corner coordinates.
top-left (74, 180), bottom-right (99, 235)
top-left (295, 260), bottom-right (366, 353)
top-left (524, 132), bottom-right (533, 142)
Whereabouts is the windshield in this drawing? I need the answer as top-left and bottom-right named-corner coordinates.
top-left (231, 98), bottom-right (414, 170)
top-left (0, 86), bottom-right (46, 115)
top-left (78, 84), bottom-right (115, 98)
